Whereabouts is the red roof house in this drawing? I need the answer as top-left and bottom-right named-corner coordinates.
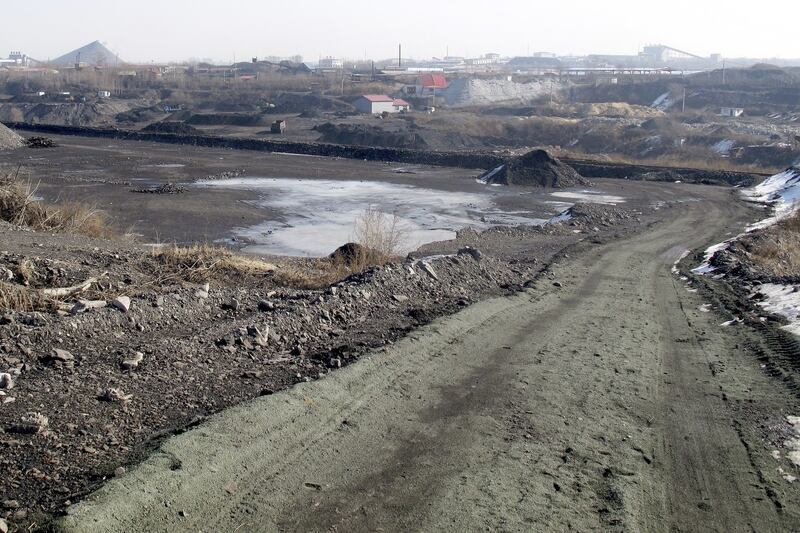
top-left (418, 74), bottom-right (448, 89)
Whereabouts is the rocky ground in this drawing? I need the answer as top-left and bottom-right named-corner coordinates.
top-left (0, 196), bottom-right (655, 530)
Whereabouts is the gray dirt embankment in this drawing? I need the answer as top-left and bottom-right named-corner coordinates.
top-left (0, 122), bottom-right (24, 150)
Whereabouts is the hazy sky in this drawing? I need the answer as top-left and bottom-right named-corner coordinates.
top-left (3, 0), bottom-right (799, 63)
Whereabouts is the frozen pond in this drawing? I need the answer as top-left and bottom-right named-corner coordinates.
top-left (196, 177), bottom-right (553, 256)
top-left (550, 190), bottom-right (626, 205)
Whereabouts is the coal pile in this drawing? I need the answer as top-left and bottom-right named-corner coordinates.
top-left (131, 183), bottom-right (186, 194)
top-left (480, 149), bottom-right (589, 188)
top-left (141, 121), bottom-right (200, 135)
top-left (25, 136), bottom-right (57, 148)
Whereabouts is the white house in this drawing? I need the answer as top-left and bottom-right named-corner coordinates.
top-left (97, 90), bottom-right (111, 98)
top-left (392, 98), bottom-right (411, 112)
top-left (355, 95), bottom-right (410, 114)
top-left (720, 107), bottom-right (744, 118)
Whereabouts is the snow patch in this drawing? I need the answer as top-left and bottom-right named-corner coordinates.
top-left (671, 249), bottom-right (691, 275)
top-left (651, 91), bottom-right (675, 111)
top-left (711, 139), bottom-right (735, 155)
top-left (751, 284), bottom-right (800, 336)
top-left (691, 167), bottom-right (800, 335)
top-left (785, 416), bottom-right (800, 467)
top-left (477, 165), bottom-right (505, 185)
top-left (741, 167), bottom-right (800, 231)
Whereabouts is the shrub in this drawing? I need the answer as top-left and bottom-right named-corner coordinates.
top-left (0, 171), bottom-right (115, 238)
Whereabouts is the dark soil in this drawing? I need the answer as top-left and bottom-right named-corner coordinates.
top-left (140, 122), bottom-right (200, 135)
top-left (314, 122), bottom-right (428, 149)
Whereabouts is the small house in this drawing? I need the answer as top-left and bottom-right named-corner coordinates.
top-left (271, 120), bottom-right (286, 134)
top-left (415, 74), bottom-right (448, 95)
top-left (720, 107), bottom-right (744, 118)
top-left (97, 90), bottom-right (111, 98)
top-left (392, 99), bottom-right (411, 113)
top-left (355, 95), bottom-right (396, 114)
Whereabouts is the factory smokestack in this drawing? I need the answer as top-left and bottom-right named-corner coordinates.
top-left (399, 43), bottom-right (402, 68)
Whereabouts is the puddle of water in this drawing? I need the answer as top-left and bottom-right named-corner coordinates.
top-left (196, 177), bottom-right (548, 257)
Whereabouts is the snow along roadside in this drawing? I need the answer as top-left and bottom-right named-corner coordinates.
top-left (690, 166), bottom-right (800, 335)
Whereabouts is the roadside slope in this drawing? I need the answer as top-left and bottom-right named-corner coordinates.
top-left (59, 187), bottom-right (799, 532)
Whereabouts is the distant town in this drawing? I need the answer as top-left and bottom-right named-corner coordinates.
top-left (3, 40), bottom-right (799, 82)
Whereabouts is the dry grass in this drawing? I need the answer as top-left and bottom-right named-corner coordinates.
top-left (749, 209), bottom-right (800, 278)
top-left (0, 170), bottom-right (115, 238)
top-left (0, 281), bottom-right (35, 312)
top-left (16, 259), bottom-right (34, 286)
top-left (351, 207), bottom-right (407, 265)
top-left (149, 243), bottom-right (276, 283)
top-left (0, 281), bottom-right (53, 312)
top-left (274, 208), bottom-right (408, 289)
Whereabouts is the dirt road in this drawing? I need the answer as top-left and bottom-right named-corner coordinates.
top-left (58, 192), bottom-right (800, 532)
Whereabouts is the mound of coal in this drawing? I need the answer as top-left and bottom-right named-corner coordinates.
top-left (116, 105), bottom-right (165, 124)
top-left (131, 183), bottom-right (186, 194)
top-left (329, 243), bottom-right (369, 265)
top-left (314, 122), bottom-right (427, 149)
top-left (0, 122), bottom-right (24, 150)
top-left (25, 136), bottom-right (56, 148)
top-left (480, 150), bottom-right (588, 188)
top-left (186, 113), bottom-right (269, 126)
top-left (141, 122), bottom-right (200, 135)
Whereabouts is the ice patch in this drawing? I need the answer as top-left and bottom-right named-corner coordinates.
top-left (550, 190), bottom-right (625, 205)
top-left (197, 177), bottom-right (548, 256)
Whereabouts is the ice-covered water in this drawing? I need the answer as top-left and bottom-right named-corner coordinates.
top-left (196, 177), bottom-right (551, 256)
top-left (550, 190), bottom-right (626, 205)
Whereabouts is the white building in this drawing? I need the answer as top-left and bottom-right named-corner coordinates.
top-left (355, 95), bottom-right (410, 114)
top-left (318, 57), bottom-right (343, 69)
top-left (97, 90), bottom-right (111, 98)
top-left (392, 99), bottom-right (411, 112)
top-left (720, 107), bottom-right (744, 118)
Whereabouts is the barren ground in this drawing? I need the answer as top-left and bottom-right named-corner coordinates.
top-left (1, 137), bottom-right (799, 531)
top-left (57, 183), bottom-right (800, 532)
